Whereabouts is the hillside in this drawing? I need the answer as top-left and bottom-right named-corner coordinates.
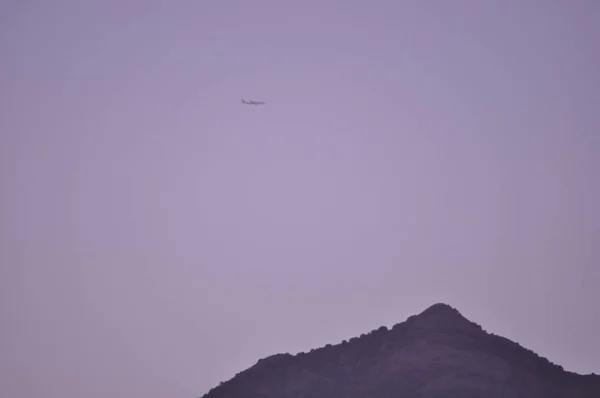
top-left (200, 303), bottom-right (600, 398)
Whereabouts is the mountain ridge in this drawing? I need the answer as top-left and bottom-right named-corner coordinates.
top-left (201, 303), bottom-right (600, 398)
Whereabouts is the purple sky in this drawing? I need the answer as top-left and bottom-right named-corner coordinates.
top-left (1, 1), bottom-right (599, 397)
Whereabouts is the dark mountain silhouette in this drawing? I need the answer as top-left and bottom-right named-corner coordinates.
top-left (200, 303), bottom-right (600, 398)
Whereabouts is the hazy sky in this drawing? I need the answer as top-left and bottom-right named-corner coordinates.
top-left (1, 1), bottom-right (599, 397)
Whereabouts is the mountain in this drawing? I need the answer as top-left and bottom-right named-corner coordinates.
top-left (200, 303), bottom-right (600, 398)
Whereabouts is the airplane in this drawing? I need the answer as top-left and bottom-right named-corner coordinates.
top-left (241, 98), bottom-right (266, 106)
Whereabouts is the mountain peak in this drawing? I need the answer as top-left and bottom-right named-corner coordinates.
top-left (201, 303), bottom-right (600, 398)
top-left (421, 302), bottom-right (459, 313)
top-left (418, 302), bottom-right (463, 319)
top-left (406, 302), bottom-right (481, 335)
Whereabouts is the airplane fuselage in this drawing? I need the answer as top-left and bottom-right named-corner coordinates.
top-left (241, 98), bottom-right (265, 105)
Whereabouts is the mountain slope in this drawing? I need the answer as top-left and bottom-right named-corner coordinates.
top-left (200, 303), bottom-right (600, 398)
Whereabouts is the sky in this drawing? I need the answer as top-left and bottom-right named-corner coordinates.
top-left (1, 0), bottom-right (599, 397)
